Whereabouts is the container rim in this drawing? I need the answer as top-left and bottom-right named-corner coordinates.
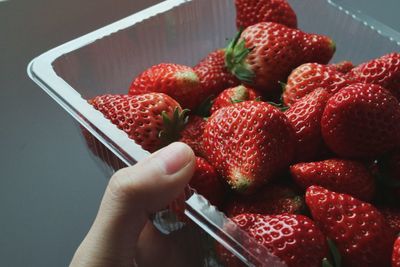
top-left (27, 0), bottom-right (400, 166)
top-left (27, 0), bottom-right (193, 166)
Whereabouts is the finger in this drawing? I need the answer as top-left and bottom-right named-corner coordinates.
top-left (136, 221), bottom-right (205, 267)
top-left (70, 142), bottom-right (195, 267)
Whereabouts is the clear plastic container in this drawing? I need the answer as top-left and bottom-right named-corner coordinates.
top-left (28, 0), bottom-right (400, 266)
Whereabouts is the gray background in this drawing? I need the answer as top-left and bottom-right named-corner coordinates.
top-left (0, 0), bottom-right (399, 266)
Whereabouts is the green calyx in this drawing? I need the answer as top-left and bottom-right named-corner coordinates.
top-left (322, 238), bottom-right (342, 267)
top-left (194, 95), bottom-right (214, 118)
top-left (159, 108), bottom-right (189, 145)
top-left (225, 30), bottom-right (255, 84)
top-left (267, 101), bottom-right (289, 112)
top-left (278, 81), bottom-right (287, 92)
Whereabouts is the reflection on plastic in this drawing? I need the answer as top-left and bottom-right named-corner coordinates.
top-left (185, 193), bottom-right (287, 267)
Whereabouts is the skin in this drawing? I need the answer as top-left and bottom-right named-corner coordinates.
top-left (70, 142), bottom-right (197, 267)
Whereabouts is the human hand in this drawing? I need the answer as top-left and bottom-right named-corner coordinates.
top-left (70, 142), bottom-right (198, 267)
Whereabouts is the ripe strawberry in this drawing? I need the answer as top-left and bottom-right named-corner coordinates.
top-left (190, 157), bottom-right (225, 207)
top-left (129, 63), bottom-right (201, 110)
top-left (282, 63), bottom-right (349, 106)
top-left (203, 101), bottom-right (295, 194)
top-left (284, 88), bottom-right (331, 162)
top-left (224, 184), bottom-right (304, 217)
top-left (194, 49), bottom-right (240, 99)
top-left (210, 85), bottom-right (261, 114)
top-left (306, 185), bottom-right (395, 267)
top-left (393, 236), bottom-right (400, 267)
top-left (179, 116), bottom-right (206, 156)
top-left (80, 127), bottom-right (126, 171)
top-left (321, 83), bottom-right (400, 159)
top-left (331, 60), bottom-right (354, 74)
top-left (380, 207), bottom-right (400, 234)
top-left (291, 159), bottom-right (375, 201)
top-left (347, 53), bottom-right (400, 100)
top-left (225, 22), bottom-right (335, 95)
top-left (217, 213), bottom-right (328, 267)
top-left (89, 93), bottom-right (186, 153)
top-left (235, 0), bottom-right (297, 30)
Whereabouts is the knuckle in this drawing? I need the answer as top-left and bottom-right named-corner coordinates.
top-left (107, 168), bottom-right (133, 201)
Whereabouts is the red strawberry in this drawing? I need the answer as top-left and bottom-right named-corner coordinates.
top-left (331, 60), bottom-right (354, 74)
top-left (306, 185), bottom-right (395, 267)
top-left (393, 236), bottom-right (400, 267)
top-left (80, 127), bottom-right (126, 171)
top-left (89, 93), bottom-right (186, 153)
top-left (225, 23), bottom-right (335, 95)
top-left (203, 101), bottom-right (295, 194)
top-left (284, 88), bottom-right (331, 162)
top-left (210, 85), bottom-right (261, 114)
top-left (224, 184), bottom-right (304, 217)
top-left (190, 157), bottom-right (225, 207)
top-left (291, 159), bottom-right (375, 201)
top-left (235, 0), bottom-right (297, 30)
top-left (194, 49), bottom-right (240, 99)
top-left (179, 116), bottom-right (206, 156)
top-left (282, 63), bottom-right (349, 106)
top-left (380, 207), bottom-right (400, 234)
top-left (321, 83), bottom-right (400, 158)
top-left (217, 214), bottom-right (328, 267)
top-left (129, 63), bottom-right (201, 110)
top-left (347, 53), bottom-right (400, 100)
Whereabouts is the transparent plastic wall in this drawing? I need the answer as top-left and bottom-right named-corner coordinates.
top-left (29, 0), bottom-right (400, 265)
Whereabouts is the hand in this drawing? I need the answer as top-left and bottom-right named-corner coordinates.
top-left (70, 142), bottom-right (197, 267)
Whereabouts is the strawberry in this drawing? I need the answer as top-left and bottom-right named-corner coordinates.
top-left (235, 0), bottom-right (297, 30)
top-left (282, 63), bottom-right (349, 106)
top-left (321, 83), bottom-right (400, 159)
top-left (179, 116), bottom-right (206, 156)
top-left (331, 60), bottom-right (354, 74)
top-left (194, 49), bottom-right (240, 99)
top-left (347, 53), bottom-right (400, 100)
top-left (224, 184), bottom-right (304, 217)
top-left (203, 101), bottom-right (295, 194)
top-left (190, 157), bottom-right (225, 207)
top-left (217, 213), bottom-right (328, 267)
top-left (89, 93), bottom-right (186, 153)
top-left (210, 85), bottom-right (261, 114)
top-left (393, 236), bottom-right (400, 267)
top-left (225, 22), bottom-right (335, 95)
top-left (380, 207), bottom-right (400, 234)
top-left (284, 88), bottom-right (331, 162)
top-left (128, 63), bottom-right (201, 110)
top-left (290, 159), bottom-right (375, 201)
top-left (80, 127), bottom-right (126, 171)
top-left (306, 185), bottom-right (395, 267)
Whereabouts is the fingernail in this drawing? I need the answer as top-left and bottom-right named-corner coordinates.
top-left (154, 142), bottom-right (193, 174)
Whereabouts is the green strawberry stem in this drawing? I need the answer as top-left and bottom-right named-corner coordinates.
top-left (322, 238), bottom-right (341, 267)
top-left (194, 95), bottom-right (214, 117)
top-left (225, 30), bottom-right (255, 84)
top-left (278, 81), bottom-right (287, 92)
top-left (159, 108), bottom-right (189, 146)
top-left (267, 101), bottom-right (289, 112)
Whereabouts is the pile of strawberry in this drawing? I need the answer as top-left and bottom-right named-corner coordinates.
top-left (88, 0), bottom-right (400, 266)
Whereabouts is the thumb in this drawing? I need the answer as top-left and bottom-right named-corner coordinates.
top-left (70, 142), bottom-right (195, 267)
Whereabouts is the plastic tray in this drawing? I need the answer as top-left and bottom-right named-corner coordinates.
top-left (28, 0), bottom-right (400, 266)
